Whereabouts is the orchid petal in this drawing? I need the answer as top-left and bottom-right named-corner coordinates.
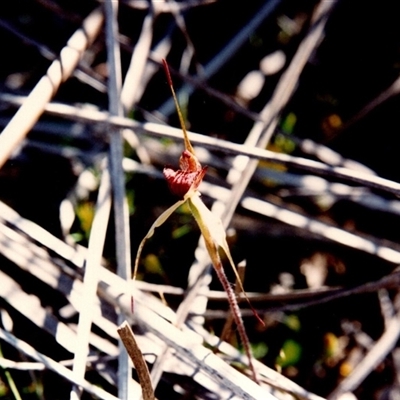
top-left (133, 199), bottom-right (185, 280)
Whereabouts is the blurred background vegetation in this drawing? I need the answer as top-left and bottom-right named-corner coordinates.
top-left (1, 0), bottom-right (400, 399)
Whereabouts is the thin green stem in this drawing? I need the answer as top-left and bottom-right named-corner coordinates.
top-left (0, 343), bottom-right (23, 400)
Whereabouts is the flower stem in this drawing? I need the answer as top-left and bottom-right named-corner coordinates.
top-left (213, 263), bottom-right (259, 383)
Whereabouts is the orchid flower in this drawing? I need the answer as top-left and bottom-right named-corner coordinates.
top-left (133, 59), bottom-right (262, 382)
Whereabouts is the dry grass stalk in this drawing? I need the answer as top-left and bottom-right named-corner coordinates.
top-left (0, 8), bottom-right (103, 169)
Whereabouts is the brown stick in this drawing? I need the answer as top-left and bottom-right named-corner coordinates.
top-left (117, 321), bottom-right (155, 400)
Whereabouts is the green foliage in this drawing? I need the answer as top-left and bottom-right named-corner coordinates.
top-left (276, 339), bottom-right (302, 368)
top-left (275, 112), bottom-right (296, 153)
top-left (126, 188), bottom-right (136, 215)
top-left (284, 314), bottom-right (301, 332)
top-left (171, 224), bottom-right (192, 239)
top-left (251, 342), bottom-right (268, 359)
top-left (281, 112), bottom-right (297, 134)
top-left (143, 254), bottom-right (166, 279)
top-left (75, 201), bottom-right (95, 239)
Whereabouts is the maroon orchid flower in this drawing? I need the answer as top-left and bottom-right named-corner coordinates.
top-left (133, 59), bottom-right (263, 383)
top-left (163, 150), bottom-right (207, 198)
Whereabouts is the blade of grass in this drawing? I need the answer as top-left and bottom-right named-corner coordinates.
top-left (0, 7), bottom-right (103, 170)
top-left (104, 0), bottom-right (133, 398)
top-left (0, 16), bottom-right (107, 93)
top-left (0, 205), bottom-right (316, 400)
top-left (70, 165), bottom-right (112, 400)
top-left (120, 3), bottom-right (154, 113)
top-left (157, 0), bottom-right (281, 116)
top-left (222, 0), bottom-right (339, 225)
top-left (4, 94), bottom-right (400, 197)
top-left (119, 3), bottom-right (154, 164)
top-left (0, 328), bottom-right (120, 400)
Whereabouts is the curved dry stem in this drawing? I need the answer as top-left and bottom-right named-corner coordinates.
top-left (2, 94), bottom-right (398, 198)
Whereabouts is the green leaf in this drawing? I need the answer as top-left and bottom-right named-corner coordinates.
top-left (276, 339), bottom-right (302, 367)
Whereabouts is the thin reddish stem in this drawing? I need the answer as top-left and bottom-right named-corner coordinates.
top-left (162, 58), bottom-right (173, 87)
top-left (213, 264), bottom-right (259, 383)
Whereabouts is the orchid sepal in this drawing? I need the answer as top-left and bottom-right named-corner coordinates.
top-left (188, 192), bottom-right (264, 325)
top-left (133, 199), bottom-right (185, 281)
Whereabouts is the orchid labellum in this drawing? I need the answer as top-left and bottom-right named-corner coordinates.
top-left (133, 59), bottom-right (262, 383)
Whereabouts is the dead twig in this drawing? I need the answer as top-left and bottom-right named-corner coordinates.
top-left (117, 322), bottom-right (155, 400)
